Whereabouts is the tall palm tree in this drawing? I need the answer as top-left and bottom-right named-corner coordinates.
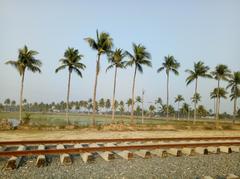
top-left (174, 95), bottom-right (184, 120)
top-left (157, 55), bottom-right (180, 119)
top-left (126, 43), bottom-right (152, 124)
top-left (210, 88), bottom-right (228, 119)
top-left (185, 61), bottom-right (211, 123)
top-left (55, 47), bottom-right (85, 124)
top-left (5, 45), bottom-right (42, 123)
top-left (191, 93), bottom-right (201, 106)
top-left (227, 71), bottom-right (240, 123)
top-left (181, 103), bottom-right (190, 119)
top-left (211, 64), bottom-right (231, 122)
top-left (126, 98), bottom-right (132, 113)
top-left (210, 88), bottom-right (217, 115)
top-left (85, 30), bottom-right (113, 125)
top-left (106, 48), bottom-right (126, 123)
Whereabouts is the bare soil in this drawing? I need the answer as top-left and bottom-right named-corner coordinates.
top-left (0, 129), bottom-right (240, 141)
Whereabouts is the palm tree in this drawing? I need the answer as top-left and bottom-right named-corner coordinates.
top-left (174, 95), bottom-right (184, 120)
top-left (210, 88), bottom-right (228, 119)
top-left (126, 98), bottom-right (132, 113)
top-left (157, 55), bottom-right (180, 119)
top-left (210, 88), bottom-right (217, 115)
top-left (191, 93), bottom-right (201, 119)
top-left (5, 45), bottom-right (42, 123)
top-left (85, 30), bottom-right (113, 125)
top-left (185, 61), bottom-right (211, 123)
top-left (106, 48), bottom-right (126, 123)
top-left (55, 47), bottom-right (85, 124)
top-left (155, 97), bottom-right (163, 114)
top-left (126, 43), bottom-right (152, 124)
top-left (99, 98), bottom-right (105, 113)
top-left (191, 93), bottom-right (201, 105)
top-left (149, 105), bottom-right (156, 117)
top-left (181, 103), bottom-right (190, 119)
top-left (227, 71), bottom-right (240, 123)
top-left (211, 64), bottom-right (231, 122)
top-left (119, 100), bottom-right (125, 116)
top-left (105, 99), bottom-right (111, 112)
top-left (4, 98), bottom-right (10, 112)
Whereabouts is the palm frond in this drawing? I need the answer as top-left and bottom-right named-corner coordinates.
top-left (55, 64), bottom-right (67, 73)
top-left (27, 65), bottom-right (41, 73)
top-left (84, 37), bottom-right (98, 50)
top-left (136, 64), bottom-right (143, 73)
top-left (73, 68), bottom-right (83, 77)
top-left (106, 64), bottom-right (114, 72)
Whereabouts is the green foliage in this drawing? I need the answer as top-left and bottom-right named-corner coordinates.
top-left (22, 113), bottom-right (31, 124)
top-left (157, 55), bottom-right (180, 75)
top-left (106, 48), bottom-right (126, 71)
top-left (55, 47), bottom-right (85, 76)
top-left (5, 45), bottom-right (42, 76)
top-left (126, 43), bottom-right (152, 73)
top-left (211, 64), bottom-right (231, 81)
top-left (185, 61), bottom-right (211, 85)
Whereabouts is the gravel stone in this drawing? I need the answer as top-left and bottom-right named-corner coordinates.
top-left (0, 153), bottom-right (239, 178)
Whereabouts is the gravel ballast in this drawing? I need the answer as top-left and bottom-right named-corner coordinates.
top-left (0, 153), bottom-right (240, 179)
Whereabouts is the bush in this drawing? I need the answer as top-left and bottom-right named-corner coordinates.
top-left (22, 113), bottom-right (31, 125)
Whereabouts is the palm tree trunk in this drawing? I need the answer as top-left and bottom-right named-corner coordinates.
top-left (92, 54), bottom-right (101, 126)
top-left (141, 90), bottom-right (144, 124)
top-left (166, 71), bottom-right (169, 119)
top-left (193, 78), bottom-right (198, 124)
top-left (215, 80), bottom-right (220, 126)
top-left (19, 72), bottom-right (25, 124)
top-left (177, 102), bottom-right (180, 120)
top-left (233, 97), bottom-right (237, 124)
top-left (131, 65), bottom-right (137, 124)
top-left (66, 70), bottom-right (72, 125)
top-left (111, 67), bottom-right (117, 123)
top-left (213, 98), bottom-right (216, 115)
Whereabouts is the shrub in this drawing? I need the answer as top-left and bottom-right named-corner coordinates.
top-left (22, 113), bottom-right (31, 125)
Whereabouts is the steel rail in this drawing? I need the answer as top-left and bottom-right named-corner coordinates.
top-left (0, 141), bottom-right (240, 157)
top-left (1, 136), bottom-right (240, 145)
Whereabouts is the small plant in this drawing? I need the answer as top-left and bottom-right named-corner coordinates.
top-left (97, 124), bottom-right (103, 130)
top-left (22, 113), bottom-right (31, 125)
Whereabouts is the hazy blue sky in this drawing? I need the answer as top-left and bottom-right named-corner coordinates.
top-left (0, 0), bottom-right (239, 113)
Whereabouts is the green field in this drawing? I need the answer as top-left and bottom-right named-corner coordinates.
top-left (0, 112), bottom-right (239, 130)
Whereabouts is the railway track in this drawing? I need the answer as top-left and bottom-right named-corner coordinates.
top-left (0, 136), bottom-right (240, 170)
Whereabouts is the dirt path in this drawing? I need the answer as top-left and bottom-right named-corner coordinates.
top-left (0, 129), bottom-right (240, 141)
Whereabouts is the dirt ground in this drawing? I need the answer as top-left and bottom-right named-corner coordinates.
top-left (0, 129), bottom-right (240, 141)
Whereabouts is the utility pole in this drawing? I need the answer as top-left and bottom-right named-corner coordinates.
top-left (142, 89), bottom-right (144, 124)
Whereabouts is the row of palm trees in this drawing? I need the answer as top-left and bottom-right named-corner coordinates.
top-left (5, 30), bottom-right (240, 125)
top-left (0, 97), bottom-right (215, 118)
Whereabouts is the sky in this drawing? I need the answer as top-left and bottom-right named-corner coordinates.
top-left (0, 0), bottom-right (240, 113)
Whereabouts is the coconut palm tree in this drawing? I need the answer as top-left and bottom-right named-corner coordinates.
top-left (191, 93), bottom-right (201, 105)
top-left (55, 47), bottom-right (85, 124)
top-left (5, 45), bottom-right (42, 123)
top-left (126, 43), bottom-right (152, 124)
top-left (149, 105), bottom-right (156, 117)
top-left (174, 95), bottom-right (184, 120)
top-left (210, 88), bottom-right (228, 119)
top-left (126, 98), bottom-right (132, 113)
top-left (85, 30), bottom-right (113, 125)
top-left (98, 98), bottom-right (105, 113)
top-left (210, 88), bottom-right (217, 115)
top-left (106, 48), bottom-right (126, 123)
top-left (185, 61), bottom-right (211, 123)
top-left (181, 103), bottom-right (190, 119)
top-left (211, 64), bottom-right (231, 122)
top-left (227, 71), bottom-right (240, 123)
top-left (157, 55), bottom-right (180, 119)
